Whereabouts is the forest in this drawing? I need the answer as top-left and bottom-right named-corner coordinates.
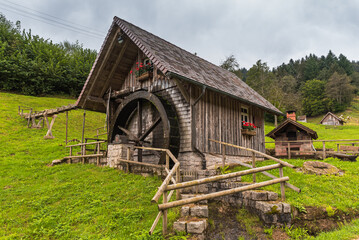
top-left (221, 53), bottom-right (359, 117)
top-left (1, 13), bottom-right (359, 117)
top-left (0, 14), bottom-right (97, 96)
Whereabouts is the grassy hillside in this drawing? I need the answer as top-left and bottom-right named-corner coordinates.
top-left (1, 92), bottom-right (359, 239)
top-left (0, 92), bottom-right (180, 239)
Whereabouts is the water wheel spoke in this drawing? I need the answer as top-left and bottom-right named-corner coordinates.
top-left (118, 126), bottom-right (139, 141)
top-left (139, 117), bottom-right (162, 141)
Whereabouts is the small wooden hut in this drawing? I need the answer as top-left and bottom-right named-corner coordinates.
top-left (320, 112), bottom-right (344, 126)
top-left (266, 119), bottom-right (318, 156)
top-left (76, 16), bottom-right (283, 170)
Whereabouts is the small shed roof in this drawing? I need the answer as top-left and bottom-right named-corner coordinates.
top-left (319, 112), bottom-right (345, 124)
top-left (77, 16), bottom-right (282, 116)
top-left (266, 118), bottom-right (318, 139)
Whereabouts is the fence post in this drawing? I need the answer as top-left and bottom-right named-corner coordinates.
top-left (222, 145), bottom-right (226, 167)
top-left (27, 108), bottom-right (32, 128)
top-left (65, 111), bottom-right (68, 145)
top-left (162, 191), bottom-right (168, 235)
top-left (166, 153), bottom-right (170, 171)
top-left (323, 141), bottom-right (326, 159)
top-left (81, 144), bottom-right (85, 164)
top-left (279, 166), bottom-right (285, 201)
top-left (126, 147), bottom-right (130, 173)
top-left (252, 152), bottom-right (256, 183)
top-left (287, 142), bottom-right (291, 159)
top-left (176, 166), bottom-right (181, 200)
top-left (337, 143), bottom-right (339, 152)
top-left (69, 146), bottom-right (72, 164)
top-left (96, 142), bottom-right (100, 166)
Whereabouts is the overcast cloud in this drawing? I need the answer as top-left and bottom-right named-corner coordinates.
top-left (1, 0), bottom-right (359, 69)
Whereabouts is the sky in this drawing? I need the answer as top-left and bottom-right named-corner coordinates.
top-left (1, 0), bottom-right (359, 69)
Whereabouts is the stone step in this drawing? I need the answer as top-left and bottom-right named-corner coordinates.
top-left (181, 204), bottom-right (208, 218)
top-left (173, 218), bottom-right (207, 236)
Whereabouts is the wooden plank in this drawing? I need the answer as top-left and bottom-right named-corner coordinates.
top-left (64, 153), bottom-right (104, 159)
top-left (66, 141), bottom-right (106, 147)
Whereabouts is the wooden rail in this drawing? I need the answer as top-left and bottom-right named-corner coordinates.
top-left (65, 141), bottom-right (106, 165)
top-left (149, 140), bottom-right (298, 236)
top-left (265, 139), bottom-right (359, 159)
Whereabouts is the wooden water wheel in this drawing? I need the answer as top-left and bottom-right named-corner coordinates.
top-left (109, 91), bottom-right (180, 164)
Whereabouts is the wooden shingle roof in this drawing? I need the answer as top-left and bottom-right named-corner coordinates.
top-left (319, 112), bottom-right (345, 124)
top-left (77, 16), bottom-right (282, 115)
top-left (266, 118), bottom-right (318, 139)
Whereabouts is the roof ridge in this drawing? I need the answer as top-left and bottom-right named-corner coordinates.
top-left (113, 16), bottom-right (241, 80)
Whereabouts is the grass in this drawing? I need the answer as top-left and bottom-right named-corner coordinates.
top-left (2, 91), bottom-right (359, 239)
top-left (0, 92), bottom-right (180, 239)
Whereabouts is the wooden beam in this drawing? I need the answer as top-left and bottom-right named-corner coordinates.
top-left (99, 39), bottom-right (129, 97)
top-left (209, 139), bottom-right (295, 168)
top-left (44, 114), bottom-right (57, 139)
top-left (166, 163), bottom-right (281, 191)
top-left (158, 177), bottom-right (289, 210)
top-left (83, 29), bottom-right (121, 106)
top-left (174, 79), bottom-right (190, 103)
top-left (235, 161), bottom-right (301, 193)
top-left (86, 96), bottom-right (106, 106)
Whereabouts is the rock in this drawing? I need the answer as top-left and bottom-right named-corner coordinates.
top-left (187, 220), bottom-right (207, 234)
top-left (181, 206), bottom-right (190, 217)
top-left (173, 221), bottom-right (186, 232)
top-left (191, 205), bottom-right (208, 218)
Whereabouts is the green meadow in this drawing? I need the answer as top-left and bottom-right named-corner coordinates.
top-left (1, 92), bottom-right (359, 239)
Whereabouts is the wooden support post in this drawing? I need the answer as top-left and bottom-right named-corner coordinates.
top-left (176, 167), bottom-right (181, 200)
top-left (137, 100), bottom-right (143, 162)
top-left (337, 143), bottom-right (339, 152)
top-left (165, 153), bottom-right (170, 171)
top-left (27, 108), bottom-right (32, 128)
top-left (279, 166), bottom-right (285, 201)
top-left (274, 115), bottom-right (278, 127)
top-left (287, 142), bottom-right (291, 159)
top-left (44, 114), bottom-right (57, 139)
top-left (82, 145), bottom-right (85, 164)
top-left (252, 152), bottom-right (256, 183)
top-left (68, 146), bottom-right (72, 164)
top-left (96, 142), bottom-right (100, 166)
top-left (82, 110), bottom-right (86, 144)
top-left (65, 111), bottom-right (68, 145)
top-left (126, 147), bottom-right (130, 173)
top-left (162, 191), bottom-right (168, 236)
top-left (323, 141), bottom-right (326, 159)
top-left (222, 145), bottom-right (226, 167)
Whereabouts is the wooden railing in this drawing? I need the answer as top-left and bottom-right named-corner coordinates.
top-left (65, 141), bottom-right (106, 165)
top-left (149, 140), bottom-right (299, 236)
top-left (265, 139), bottom-right (359, 159)
top-left (115, 146), bottom-right (181, 236)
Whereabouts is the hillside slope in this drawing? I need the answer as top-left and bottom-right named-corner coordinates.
top-left (0, 92), bottom-right (177, 239)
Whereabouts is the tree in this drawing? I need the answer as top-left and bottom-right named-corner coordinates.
top-left (220, 54), bottom-right (243, 78)
top-left (246, 60), bottom-right (276, 98)
top-left (301, 79), bottom-right (326, 116)
top-left (325, 72), bottom-right (354, 111)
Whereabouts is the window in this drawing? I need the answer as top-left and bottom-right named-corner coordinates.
top-left (241, 106), bottom-right (249, 122)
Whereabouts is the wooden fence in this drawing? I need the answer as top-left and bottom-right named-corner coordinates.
top-left (65, 141), bottom-right (106, 165)
top-left (265, 139), bottom-right (359, 159)
top-left (149, 140), bottom-right (299, 236)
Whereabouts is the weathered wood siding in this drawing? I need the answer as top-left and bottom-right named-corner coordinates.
top-left (114, 53), bottom-right (192, 153)
top-left (321, 114), bottom-right (342, 126)
top-left (192, 85), bottom-right (265, 156)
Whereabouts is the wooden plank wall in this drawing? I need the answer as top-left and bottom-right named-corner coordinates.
top-left (192, 86), bottom-right (265, 156)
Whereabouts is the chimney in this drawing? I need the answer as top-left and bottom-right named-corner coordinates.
top-left (286, 110), bottom-right (296, 121)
